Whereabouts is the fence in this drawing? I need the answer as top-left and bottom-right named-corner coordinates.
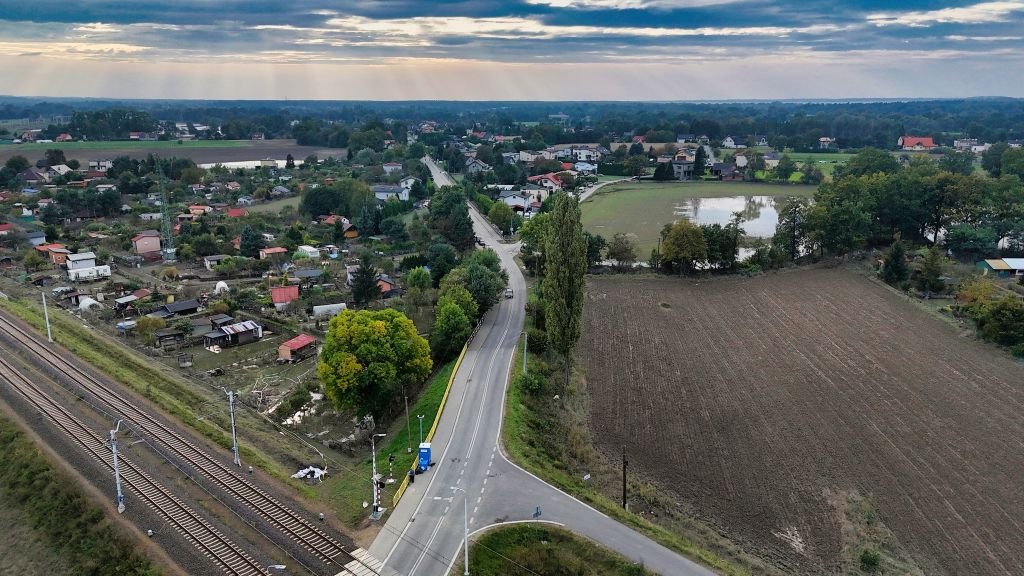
top-left (391, 342), bottom-right (468, 507)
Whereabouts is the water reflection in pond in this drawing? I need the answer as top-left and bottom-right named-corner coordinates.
top-left (672, 196), bottom-right (785, 238)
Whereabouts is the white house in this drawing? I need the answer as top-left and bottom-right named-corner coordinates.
top-left (574, 162), bottom-right (597, 174)
top-left (572, 148), bottom-right (601, 162)
top-left (66, 251), bottom-right (111, 281)
top-left (819, 137), bottom-right (836, 150)
top-left (722, 136), bottom-right (746, 149)
top-left (382, 162), bottom-right (403, 175)
top-left (518, 150), bottom-right (541, 163)
top-left (497, 191), bottom-right (531, 212)
top-left (465, 158), bottom-right (492, 174)
top-left (400, 176), bottom-right (420, 191)
top-left (372, 185), bottom-right (409, 202)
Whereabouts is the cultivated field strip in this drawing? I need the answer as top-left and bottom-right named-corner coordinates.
top-left (0, 357), bottom-right (267, 576)
top-left (0, 311), bottom-right (356, 570)
top-left (582, 270), bottom-right (1024, 575)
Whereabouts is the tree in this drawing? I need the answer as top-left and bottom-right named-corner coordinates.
top-left (427, 243), bottom-right (459, 286)
top-left (939, 150), bottom-right (975, 176)
top-left (662, 219), bottom-right (707, 274)
top-left (982, 142), bottom-right (1009, 177)
top-left (351, 263), bottom-right (381, 305)
top-left (518, 212), bottom-right (551, 275)
top-left (623, 155), bottom-right (647, 177)
top-left (463, 263), bottom-right (505, 315)
top-left (880, 238), bottom-right (909, 286)
top-left (135, 316), bottom-right (166, 345)
top-left (488, 201), bottom-right (515, 235)
top-left (839, 148), bottom-right (901, 178)
top-left (775, 154), bottom-right (796, 180)
top-left (239, 226), bottom-right (264, 258)
top-left (431, 303), bottom-right (472, 362)
top-left (429, 186), bottom-right (475, 249)
top-left (652, 161), bottom-right (674, 181)
top-left (437, 285), bottom-right (479, 320)
top-left (693, 146), bottom-right (707, 178)
top-left (1001, 147), bottom-right (1024, 179)
top-left (583, 231), bottom-right (606, 267)
top-left (5, 155), bottom-right (29, 173)
top-left (916, 247), bottom-right (946, 295)
top-left (285, 153), bottom-right (295, 169)
top-left (380, 216), bottom-right (408, 241)
top-left (606, 232), bottom-right (639, 270)
top-left (405, 266), bottom-right (431, 292)
top-left (43, 149), bottom-right (67, 167)
top-left (543, 193), bottom-right (587, 386)
top-left (945, 224), bottom-right (997, 259)
top-left (318, 309), bottom-right (432, 419)
top-left (22, 249), bottom-right (46, 272)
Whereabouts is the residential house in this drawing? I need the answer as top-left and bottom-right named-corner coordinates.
top-left (671, 161), bottom-right (695, 180)
top-left (372, 185), bottom-right (409, 202)
top-left (271, 285), bottom-right (300, 310)
top-left (382, 162), bottom-right (404, 175)
top-left (574, 162), bottom-right (597, 175)
top-left (48, 164), bottom-right (74, 179)
top-left (259, 247), bottom-right (289, 260)
top-left (271, 185), bottom-right (291, 197)
top-left (225, 182), bottom-right (242, 192)
top-left (497, 190), bottom-right (531, 212)
top-left (149, 299), bottom-right (201, 319)
top-left (25, 231), bottom-right (46, 246)
top-left (526, 173), bottom-right (563, 192)
top-left (89, 159), bottom-right (113, 172)
top-left (465, 158), bottom-right (492, 174)
top-left (722, 136), bottom-right (746, 149)
top-left (954, 138), bottom-right (979, 150)
top-left (518, 150), bottom-right (541, 163)
top-left (236, 195), bottom-right (255, 206)
top-left (17, 167), bottom-right (50, 184)
top-left (278, 334), bottom-right (317, 363)
top-left (55, 133), bottom-right (73, 142)
top-left (36, 244), bottom-right (69, 265)
top-left (132, 230), bottom-right (162, 256)
top-left (226, 208), bottom-right (248, 218)
top-left (1008, 140), bottom-right (1023, 149)
top-left (711, 163), bottom-right (742, 181)
top-left (753, 135), bottom-right (769, 147)
top-left (376, 274), bottom-right (402, 298)
top-left (764, 152), bottom-right (782, 169)
top-left (189, 205), bottom-right (212, 216)
top-left (66, 251), bottom-right (111, 281)
top-left (203, 320), bottom-right (263, 348)
top-left (399, 176), bottom-right (420, 191)
top-left (819, 137), bottom-right (836, 150)
top-left (203, 254), bottom-right (230, 271)
top-left (0, 223), bottom-right (13, 235)
top-left (129, 131), bottom-right (157, 141)
top-left (898, 136), bottom-right (937, 150)
top-left (501, 152), bottom-right (519, 165)
top-left (139, 213), bottom-right (162, 221)
top-left (291, 268), bottom-right (324, 286)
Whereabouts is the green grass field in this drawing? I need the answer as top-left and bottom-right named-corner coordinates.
top-left (464, 524), bottom-right (655, 576)
top-left (581, 181), bottom-right (814, 253)
top-left (1, 140), bottom-right (248, 152)
top-left (246, 195), bottom-right (301, 213)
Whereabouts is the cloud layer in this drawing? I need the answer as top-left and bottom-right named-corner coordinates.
top-left (0, 1), bottom-right (1023, 99)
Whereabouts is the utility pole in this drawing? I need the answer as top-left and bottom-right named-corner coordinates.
top-left (370, 433), bottom-right (386, 520)
top-left (111, 420), bottom-right (125, 513)
top-left (621, 445), bottom-right (628, 510)
top-left (224, 388), bottom-right (240, 467)
top-left (451, 487), bottom-right (469, 576)
top-left (417, 414), bottom-right (425, 445)
top-left (404, 386), bottom-right (412, 454)
top-left (41, 293), bottom-right (52, 342)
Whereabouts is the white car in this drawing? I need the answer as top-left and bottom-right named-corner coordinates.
top-left (504, 288), bottom-right (514, 299)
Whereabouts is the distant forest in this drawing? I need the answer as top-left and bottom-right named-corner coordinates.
top-left (2, 96), bottom-right (1024, 150)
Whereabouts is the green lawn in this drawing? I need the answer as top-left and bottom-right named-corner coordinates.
top-left (464, 524), bottom-right (655, 576)
top-left (581, 181), bottom-right (814, 253)
top-left (1, 140), bottom-right (248, 152)
top-left (246, 195), bottom-right (301, 213)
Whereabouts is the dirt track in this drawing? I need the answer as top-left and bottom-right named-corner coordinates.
top-left (581, 269), bottom-right (1024, 574)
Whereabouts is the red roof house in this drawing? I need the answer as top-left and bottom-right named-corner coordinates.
top-left (270, 285), bottom-right (300, 310)
top-left (278, 333), bottom-right (317, 362)
top-left (226, 208), bottom-right (248, 218)
top-left (898, 136), bottom-right (936, 150)
top-left (259, 246), bottom-right (289, 260)
top-left (0, 223), bottom-right (14, 235)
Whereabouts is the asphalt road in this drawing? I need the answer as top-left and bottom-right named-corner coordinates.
top-left (367, 158), bottom-right (713, 576)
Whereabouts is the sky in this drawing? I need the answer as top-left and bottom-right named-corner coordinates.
top-left (1, 0), bottom-right (1023, 100)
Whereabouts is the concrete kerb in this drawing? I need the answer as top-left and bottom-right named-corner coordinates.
top-left (391, 343), bottom-right (469, 508)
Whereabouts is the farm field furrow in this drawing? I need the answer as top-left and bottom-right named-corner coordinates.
top-left (580, 269), bottom-right (1024, 575)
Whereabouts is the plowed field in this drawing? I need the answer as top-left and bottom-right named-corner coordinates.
top-left (581, 269), bottom-right (1024, 575)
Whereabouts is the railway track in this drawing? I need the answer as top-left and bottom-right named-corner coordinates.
top-left (0, 356), bottom-right (268, 576)
top-left (0, 310), bottom-right (358, 571)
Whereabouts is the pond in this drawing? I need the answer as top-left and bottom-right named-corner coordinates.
top-left (672, 196), bottom-right (785, 238)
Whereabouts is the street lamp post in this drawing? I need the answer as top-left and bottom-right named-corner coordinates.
top-left (110, 420), bottom-right (125, 514)
top-left (41, 293), bottom-right (53, 342)
top-left (370, 433), bottom-right (386, 520)
top-left (223, 388), bottom-right (241, 467)
top-left (417, 414), bottom-right (425, 445)
top-left (404, 386), bottom-right (412, 454)
top-left (451, 487), bottom-right (469, 576)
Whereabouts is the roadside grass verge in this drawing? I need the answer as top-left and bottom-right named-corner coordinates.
top-left (501, 288), bottom-right (768, 576)
top-left (461, 524), bottom-right (656, 576)
top-left (0, 297), bottom-right (295, 491)
top-left (0, 414), bottom-right (160, 575)
top-left (324, 360), bottom-right (455, 525)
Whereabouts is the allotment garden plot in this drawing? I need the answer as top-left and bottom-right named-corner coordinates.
top-left (581, 269), bottom-right (1024, 575)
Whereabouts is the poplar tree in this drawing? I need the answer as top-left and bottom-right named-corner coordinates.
top-left (543, 194), bottom-right (587, 387)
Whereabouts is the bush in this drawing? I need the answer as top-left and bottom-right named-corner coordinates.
top-left (859, 548), bottom-right (881, 572)
top-left (527, 327), bottom-right (548, 354)
top-left (474, 193), bottom-right (494, 214)
top-left (514, 370), bottom-right (547, 396)
top-left (400, 254), bottom-right (428, 271)
top-left (275, 386), bottom-right (313, 423)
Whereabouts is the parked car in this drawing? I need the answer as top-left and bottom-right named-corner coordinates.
top-left (504, 287), bottom-right (514, 299)
top-left (477, 238), bottom-right (486, 246)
